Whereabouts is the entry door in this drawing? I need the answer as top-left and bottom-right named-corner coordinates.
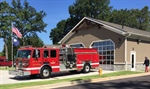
top-left (130, 51), bottom-right (136, 71)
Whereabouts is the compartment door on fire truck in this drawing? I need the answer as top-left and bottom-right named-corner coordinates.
top-left (49, 50), bottom-right (59, 71)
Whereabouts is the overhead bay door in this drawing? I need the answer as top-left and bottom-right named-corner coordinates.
top-left (91, 40), bottom-right (115, 70)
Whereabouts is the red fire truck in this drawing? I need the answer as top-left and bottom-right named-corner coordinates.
top-left (9, 45), bottom-right (99, 79)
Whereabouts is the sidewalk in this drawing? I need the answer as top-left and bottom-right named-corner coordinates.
top-left (17, 71), bottom-right (150, 89)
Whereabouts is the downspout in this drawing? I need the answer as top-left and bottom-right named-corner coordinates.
top-left (125, 33), bottom-right (131, 71)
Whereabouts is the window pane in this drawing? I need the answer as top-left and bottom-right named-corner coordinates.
top-left (111, 46), bottom-right (114, 50)
top-left (99, 47), bottom-right (102, 50)
top-left (107, 46), bottom-right (111, 50)
top-left (111, 56), bottom-right (114, 59)
top-left (103, 46), bottom-right (107, 50)
top-left (95, 42), bottom-right (99, 46)
top-left (107, 41), bottom-right (111, 45)
top-left (103, 51), bottom-right (106, 55)
top-left (70, 44), bottom-right (84, 48)
top-left (33, 50), bottom-right (40, 58)
top-left (44, 50), bottom-right (49, 58)
top-left (50, 50), bottom-right (56, 58)
top-left (99, 42), bottom-right (102, 46)
top-left (111, 51), bottom-right (114, 55)
top-left (107, 56), bottom-right (110, 59)
top-left (103, 41), bottom-right (107, 45)
top-left (107, 51), bottom-right (110, 55)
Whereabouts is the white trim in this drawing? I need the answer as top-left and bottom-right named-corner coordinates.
top-left (52, 66), bottom-right (60, 68)
top-left (125, 38), bottom-right (127, 70)
top-left (77, 64), bottom-right (84, 67)
top-left (130, 51), bottom-right (136, 71)
top-left (77, 63), bottom-right (99, 67)
top-left (22, 67), bottom-right (40, 70)
top-left (90, 63), bottom-right (99, 65)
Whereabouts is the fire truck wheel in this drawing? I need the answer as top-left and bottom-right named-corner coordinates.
top-left (40, 66), bottom-right (51, 79)
top-left (83, 63), bottom-right (91, 73)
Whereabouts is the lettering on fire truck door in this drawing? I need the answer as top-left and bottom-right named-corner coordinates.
top-left (32, 49), bottom-right (41, 66)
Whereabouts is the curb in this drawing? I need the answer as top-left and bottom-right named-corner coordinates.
top-left (18, 72), bottom-right (150, 89)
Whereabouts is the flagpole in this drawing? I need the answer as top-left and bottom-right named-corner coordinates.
top-left (11, 22), bottom-right (14, 68)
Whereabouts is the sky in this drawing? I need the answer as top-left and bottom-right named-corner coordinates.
top-left (0, 0), bottom-right (150, 52)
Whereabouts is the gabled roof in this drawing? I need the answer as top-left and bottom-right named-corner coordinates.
top-left (59, 17), bottom-right (150, 44)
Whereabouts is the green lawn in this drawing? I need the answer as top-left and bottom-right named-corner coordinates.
top-left (0, 71), bottom-right (142, 89)
top-left (0, 67), bottom-right (15, 70)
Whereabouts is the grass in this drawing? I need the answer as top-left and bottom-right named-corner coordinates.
top-left (0, 67), bottom-right (15, 70)
top-left (0, 71), bottom-right (142, 89)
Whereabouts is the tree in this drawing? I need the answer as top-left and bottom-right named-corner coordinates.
top-left (24, 33), bottom-right (44, 47)
top-left (50, 0), bottom-right (112, 44)
top-left (50, 20), bottom-right (66, 44)
top-left (136, 6), bottom-right (150, 31)
top-left (109, 9), bottom-right (130, 29)
top-left (109, 6), bottom-right (150, 31)
top-left (0, 0), bottom-right (47, 61)
top-left (68, 0), bottom-right (112, 29)
top-left (11, 0), bottom-right (47, 45)
top-left (0, 1), bottom-right (13, 60)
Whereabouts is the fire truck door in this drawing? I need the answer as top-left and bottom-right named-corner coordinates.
top-left (31, 49), bottom-right (42, 67)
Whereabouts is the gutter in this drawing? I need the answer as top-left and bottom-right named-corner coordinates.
top-left (124, 33), bottom-right (131, 70)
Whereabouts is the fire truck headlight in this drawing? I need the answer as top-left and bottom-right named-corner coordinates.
top-left (22, 62), bottom-right (29, 66)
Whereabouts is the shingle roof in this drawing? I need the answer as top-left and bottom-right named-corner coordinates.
top-left (87, 17), bottom-right (150, 38)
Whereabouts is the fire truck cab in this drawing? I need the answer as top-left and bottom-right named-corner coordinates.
top-left (9, 45), bottom-right (99, 79)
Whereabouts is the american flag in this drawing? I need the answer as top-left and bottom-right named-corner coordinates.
top-left (12, 26), bottom-right (22, 38)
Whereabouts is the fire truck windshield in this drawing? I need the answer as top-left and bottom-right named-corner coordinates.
top-left (16, 50), bottom-right (31, 59)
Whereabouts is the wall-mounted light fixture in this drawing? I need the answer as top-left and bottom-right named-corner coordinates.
top-left (137, 39), bottom-right (141, 44)
top-left (117, 38), bottom-right (121, 43)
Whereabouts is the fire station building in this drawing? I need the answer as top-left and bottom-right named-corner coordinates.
top-left (58, 17), bottom-right (150, 71)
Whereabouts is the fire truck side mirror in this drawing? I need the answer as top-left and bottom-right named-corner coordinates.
top-left (14, 55), bottom-right (16, 59)
top-left (35, 49), bottom-right (39, 58)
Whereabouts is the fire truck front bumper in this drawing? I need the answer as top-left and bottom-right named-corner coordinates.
top-left (9, 70), bottom-right (31, 76)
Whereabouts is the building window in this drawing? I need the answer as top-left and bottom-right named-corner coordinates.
top-left (91, 40), bottom-right (115, 64)
top-left (70, 43), bottom-right (84, 48)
